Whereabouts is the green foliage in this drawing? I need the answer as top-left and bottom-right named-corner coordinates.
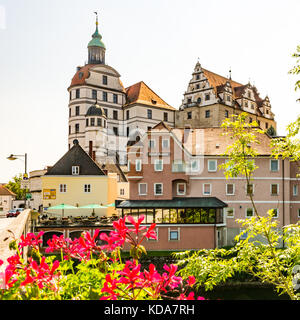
top-left (289, 44), bottom-right (300, 95)
top-left (5, 174), bottom-right (26, 200)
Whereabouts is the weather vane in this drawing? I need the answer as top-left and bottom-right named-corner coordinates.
top-left (94, 11), bottom-right (98, 25)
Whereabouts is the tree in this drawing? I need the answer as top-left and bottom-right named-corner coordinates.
top-left (5, 174), bottom-right (26, 200)
top-left (176, 113), bottom-right (300, 300)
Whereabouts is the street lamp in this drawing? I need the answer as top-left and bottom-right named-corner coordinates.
top-left (7, 153), bottom-right (28, 177)
top-left (7, 153), bottom-right (28, 207)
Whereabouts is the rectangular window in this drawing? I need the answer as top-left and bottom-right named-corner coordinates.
top-left (172, 160), bottom-right (186, 172)
top-left (84, 184), bottom-right (91, 193)
top-left (224, 207), bottom-right (234, 218)
top-left (154, 183), bottom-right (163, 195)
top-left (69, 108), bottom-right (72, 117)
top-left (113, 94), bottom-right (118, 104)
top-left (113, 110), bottom-right (118, 120)
top-left (246, 184), bottom-right (254, 196)
top-left (126, 127), bottom-right (130, 137)
top-left (162, 139), bottom-right (169, 149)
top-left (69, 125), bottom-right (71, 134)
top-left (126, 110), bottom-right (130, 120)
top-left (97, 118), bottom-right (101, 126)
top-left (149, 139), bottom-right (155, 149)
top-left (169, 230), bottom-right (179, 241)
top-left (226, 183), bottom-right (235, 195)
top-left (270, 159), bottom-right (279, 172)
top-left (203, 183), bottom-right (211, 195)
top-left (271, 208), bottom-right (279, 218)
top-left (164, 112), bottom-right (168, 122)
top-left (72, 166), bottom-right (80, 175)
top-left (90, 118), bottom-right (95, 126)
top-left (246, 207), bottom-right (254, 218)
top-left (86, 119), bottom-right (89, 127)
top-left (208, 159), bottom-right (217, 172)
top-left (225, 110), bottom-right (229, 118)
top-left (120, 188), bottom-right (125, 196)
top-left (187, 112), bottom-right (192, 119)
top-left (75, 123), bottom-right (79, 133)
top-left (113, 127), bottom-right (118, 136)
top-left (154, 159), bottom-right (163, 171)
top-left (205, 94), bottom-right (210, 101)
top-left (103, 75), bottom-right (108, 85)
top-left (205, 110), bottom-right (210, 118)
top-left (92, 89), bottom-right (97, 100)
top-left (177, 183), bottom-right (186, 195)
top-left (147, 109), bottom-right (152, 119)
top-left (293, 184), bottom-right (298, 196)
top-left (76, 89), bottom-right (80, 99)
top-left (191, 160), bottom-right (200, 172)
top-left (59, 184), bottom-right (67, 193)
top-left (135, 159), bottom-right (142, 172)
top-left (138, 183), bottom-right (147, 195)
top-left (271, 184), bottom-right (279, 196)
top-left (298, 209), bottom-right (300, 218)
top-left (104, 108), bottom-right (108, 117)
top-left (103, 92), bottom-right (107, 102)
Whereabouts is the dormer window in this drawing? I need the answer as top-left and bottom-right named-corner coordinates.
top-left (72, 166), bottom-right (80, 175)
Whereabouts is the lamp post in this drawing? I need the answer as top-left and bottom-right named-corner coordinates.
top-left (7, 153), bottom-right (28, 207)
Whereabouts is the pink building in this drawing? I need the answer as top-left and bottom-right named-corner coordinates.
top-left (117, 122), bottom-right (300, 249)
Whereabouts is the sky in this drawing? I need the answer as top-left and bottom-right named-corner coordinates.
top-left (0, 0), bottom-right (299, 183)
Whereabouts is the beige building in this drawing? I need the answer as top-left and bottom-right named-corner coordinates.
top-left (42, 140), bottom-right (118, 218)
top-left (29, 169), bottom-right (47, 211)
top-left (0, 186), bottom-right (16, 213)
top-left (176, 61), bottom-right (276, 132)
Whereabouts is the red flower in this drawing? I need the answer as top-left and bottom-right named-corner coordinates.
top-left (186, 275), bottom-right (196, 287)
top-left (143, 223), bottom-right (157, 240)
top-left (127, 215), bottom-right (147, 235)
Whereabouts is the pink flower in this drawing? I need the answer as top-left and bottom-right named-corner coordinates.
top-left (143, 223), bottom-right (157, 240)
top-left (127, 215), bottom-right (147, 235)
top-left (186, 275), bottom-right (196, 287)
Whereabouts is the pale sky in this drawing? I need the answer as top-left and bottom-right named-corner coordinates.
top-left (0, 0), bottom-right (299, 183)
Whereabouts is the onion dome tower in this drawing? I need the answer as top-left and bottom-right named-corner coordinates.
top-left (88, 12), bottom-right (106, 64)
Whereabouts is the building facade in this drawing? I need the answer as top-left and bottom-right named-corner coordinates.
top-left (0, 186), bottom-right (16, 213)
top-left (121, 122), bottom-right (299, 248)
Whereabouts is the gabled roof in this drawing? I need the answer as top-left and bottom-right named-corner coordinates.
top-left (202, 68), bottom-right (243, 91)
top-left (125, 81), bottom-right (175, 111)
top-left (0, 186), bottom-right (16, 197)
top-left (45, 140), bottom-right (105, 176)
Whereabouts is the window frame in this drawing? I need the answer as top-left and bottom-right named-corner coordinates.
top-left (138, 183), bottom-right (147, 196)
top-left (177, 183), bottom-right (186, 196)
top-left (208, 159), bottom-right (217, 172)
top-left (246, 183), bottom-right (254, 196)
top-left (135, 159), bottom-right (142, 172)
top-left (270, 159), bottom-right (279, 172)
top-left (293, 184), bottom-right (298, 196)
top-left (154, 159), bottom-right (163, 172)
top-left (191, 159), bottom-right (200, 172)
top-left (224, 207), bottom-right (235, 219)
top-left (162, 139), bottom-right (169, 149)
top-left (245, 207), bottom-right (254, 218)
top-left (271, 184), bottom-right (279, 196)
top-left (147, 109), bottom-right (152, 119)
top-left (154, 183), bottom-right (163, 196)
top-left (59, 184), bottom-right (67, 193)
top-left (226, 183), bottom-right (235, 196)
top-left (168, 229), bottom-right (180, 241)
top-left (84, 184), bottom-right (91, 193)
top-left (203, 183), bottom-right (212, 196)
top-left (72, 166), bottom-right (80, 175)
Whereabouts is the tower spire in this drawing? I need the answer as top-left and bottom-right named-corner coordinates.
top-left (88, 12), bottom-right (106, 64)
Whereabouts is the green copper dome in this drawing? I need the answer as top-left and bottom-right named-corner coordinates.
top-left (88, 24), bottom-right (106, 49)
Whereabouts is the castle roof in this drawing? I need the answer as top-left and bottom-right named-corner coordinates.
top-left (125, 81), bottom-right (175, 111)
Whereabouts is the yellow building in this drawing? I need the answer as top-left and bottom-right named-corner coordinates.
top-left (42, 139), bottom-right (117, 217)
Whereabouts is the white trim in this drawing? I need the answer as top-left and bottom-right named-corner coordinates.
top-left (154, 159), bottom-right (163, 172)
top-left (224, 207), bottom-right (235, 218)
top-left (154, 183), bottom-right (163, 195)
top-left (226, 183), bottom-right (235, 196)
top-left (168, 227), bottom-right (180, 241)
top-left (208, 159), bottom-right (217, 172)
top-left (293, 184), bottom-right (298, 196)
top-left (138, 183), bottom-right (147, 196)
top-left (128, 176), bottom-right (143, 179)
top-left (177, 182), bottom-right (186, 196)
top-left (148, 139), bottom-right (156, 149)
top-left (270, 208), bottom-right (279, 218)
top-left (162, 139), bottom-right (170, 149)
top-left (147, 227), bottom-right (159, 242)
top-left (135, 159), bottom-right (142, 172)
top-left (72, 166), bottom-right (80, 175)
top-left (203, 183), bottom-right (211, 196)
top-left (191, 159), bottom-right (200, 172)
top-left (270, 159), bottom-right (279, 172)
top-left (270, 183), bottom-right (279, 196)
top-left (245, 207), bottom-right (254, 218)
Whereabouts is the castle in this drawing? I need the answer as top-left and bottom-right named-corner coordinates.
top-left (67, 15), bottom-right (276, 165)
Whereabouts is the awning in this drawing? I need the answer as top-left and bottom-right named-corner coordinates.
top-left (116, 197), bottom-right (227, 209)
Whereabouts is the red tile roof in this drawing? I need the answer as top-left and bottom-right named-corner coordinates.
top-left (0, 186), bottom-right (16, 197)
top-left (125, 81), bottom-right (175, 110)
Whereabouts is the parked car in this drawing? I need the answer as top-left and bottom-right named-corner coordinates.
top-left (6, 209), bottom-right (21, 218)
